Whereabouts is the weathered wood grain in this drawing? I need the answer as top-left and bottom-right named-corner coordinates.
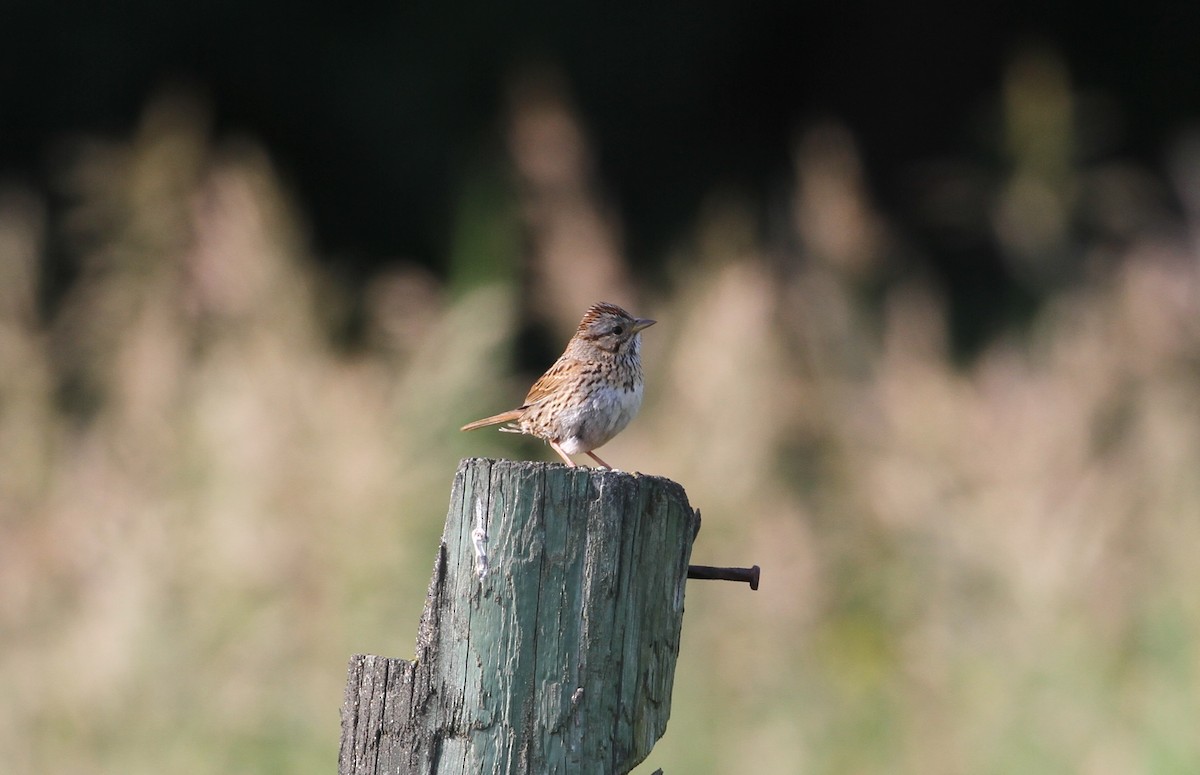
top-left (339, 458), bottom-right (700, 775)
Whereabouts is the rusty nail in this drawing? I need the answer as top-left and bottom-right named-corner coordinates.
top-left (687, 564), bottom-right (760, 590)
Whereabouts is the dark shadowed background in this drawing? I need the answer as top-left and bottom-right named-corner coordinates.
top-left (7, 3), bottom-right (1200, 322)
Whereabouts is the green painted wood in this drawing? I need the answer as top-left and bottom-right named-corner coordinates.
top-left (339, 458), bottom-right (701, 775)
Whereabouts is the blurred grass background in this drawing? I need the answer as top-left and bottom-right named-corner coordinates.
top-left (4, 22), bottom-right (1200, 775)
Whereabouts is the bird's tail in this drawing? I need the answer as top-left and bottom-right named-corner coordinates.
top-left (460, 409), bottom-right (523, 432)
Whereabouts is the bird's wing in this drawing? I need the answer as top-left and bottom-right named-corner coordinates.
top-left (521, 355), bottom-right (575, 408)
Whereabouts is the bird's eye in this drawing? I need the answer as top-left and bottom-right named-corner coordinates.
top-left (611, 325), bottom-right (625, 336)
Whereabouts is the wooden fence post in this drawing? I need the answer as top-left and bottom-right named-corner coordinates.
top-left (339, 457), bottom-right (701, 775)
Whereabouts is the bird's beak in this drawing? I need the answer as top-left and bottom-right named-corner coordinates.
top-left (631, 318), bottom-right (656, 333)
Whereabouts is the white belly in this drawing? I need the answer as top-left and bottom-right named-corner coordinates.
top-left (555, 382), bottom-right (644, 454)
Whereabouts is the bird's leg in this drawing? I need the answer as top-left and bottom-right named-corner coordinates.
top-left (585, 451), bottom-right (612, 469)
top-left (549, 441), bottom-right (577, 467)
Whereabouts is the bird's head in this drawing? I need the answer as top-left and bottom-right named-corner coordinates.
top-left (574, 302), bottom-right (656, 355)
